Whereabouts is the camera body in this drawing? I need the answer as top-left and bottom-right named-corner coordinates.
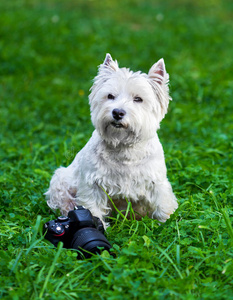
top-left (44, 206), bottom-right (111, 258)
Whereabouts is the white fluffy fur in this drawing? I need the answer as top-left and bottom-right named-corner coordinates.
top-left (45, 54), bottom-right (178, 227)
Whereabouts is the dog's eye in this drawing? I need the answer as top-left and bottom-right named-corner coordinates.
top-left (107, 94), bottom-right (115, 100)
top-left (134, 96), bottom-right (143, 103)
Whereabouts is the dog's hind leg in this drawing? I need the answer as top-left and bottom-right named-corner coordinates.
top-left (45, 166), bottom-right (78, 215)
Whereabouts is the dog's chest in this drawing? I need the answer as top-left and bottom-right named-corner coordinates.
top-left (95, 152), bottom-right (157, 201)
top-left (82, 134), bottom-right (166, 200)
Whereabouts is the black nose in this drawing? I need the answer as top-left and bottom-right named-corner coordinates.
top-left (112, 109), bottom-right (126, 121)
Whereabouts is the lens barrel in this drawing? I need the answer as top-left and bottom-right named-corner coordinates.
top-left (71, 228), bottom-right (112, 258)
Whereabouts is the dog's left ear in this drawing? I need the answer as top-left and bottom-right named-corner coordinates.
top-left (148, 58), bottom-right (168, 85)
top-left (148, 59), bottom-right (171, 119)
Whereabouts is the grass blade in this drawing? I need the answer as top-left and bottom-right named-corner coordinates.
top-left (221, 207), bottom-right (233, 244)
top-left (156, 245), bottom-right (183, 279)
top-left (39, 242), bottom-right (63, 298)
top-left (101, 187), bottom-right (126, 219)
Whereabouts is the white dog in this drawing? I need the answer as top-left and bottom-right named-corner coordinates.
top-left (46, 54), bottom-right (178, 227)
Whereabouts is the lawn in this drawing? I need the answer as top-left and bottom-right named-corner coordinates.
top-left (0, 0), bottom-right (233, 299)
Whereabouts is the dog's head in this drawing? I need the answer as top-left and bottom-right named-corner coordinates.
top-left (89, 54), bottom-right (171, 147)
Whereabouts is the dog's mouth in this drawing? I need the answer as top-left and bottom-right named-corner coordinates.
top-left (111, 121), bottom-right (126, 129)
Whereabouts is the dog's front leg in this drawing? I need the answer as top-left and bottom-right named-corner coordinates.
top-left (76, 184), bottom-right (110, 228)
top-left (151, 179), bottom-right (178, 222)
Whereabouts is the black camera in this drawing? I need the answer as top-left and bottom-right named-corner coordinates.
top-left (44, 206), bottom-right (112, 258)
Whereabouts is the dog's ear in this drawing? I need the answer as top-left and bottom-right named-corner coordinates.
top-left (89, 54), bottom-right (119, 103)
top-left (148, 58), bottom-right (168, 85)
top-left (103, 53), bottom-right (113, 67)
top-left (148, 59), bottom-right (171, 119)
top-left (101, 53), bottom-right (119, 72)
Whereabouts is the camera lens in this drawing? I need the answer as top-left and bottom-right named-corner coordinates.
top-left (70, 228), bottom-right (112, 258)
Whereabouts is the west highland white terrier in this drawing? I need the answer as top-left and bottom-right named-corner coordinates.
top-left (46, 54), bottom-right (178, 227)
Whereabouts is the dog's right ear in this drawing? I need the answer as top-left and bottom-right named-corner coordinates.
top-left (100, 53), bottom-right (119, 72)
top-left (89, 54), bottom-right (119, 104)
top-left (103, 53), bottom-right (113, 67)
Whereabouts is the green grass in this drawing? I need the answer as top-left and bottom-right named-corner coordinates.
top-left (0, 0), bottom-right (233, 299)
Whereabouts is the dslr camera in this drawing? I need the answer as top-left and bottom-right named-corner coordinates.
top-left (44, 206), bottom-right (111, 258)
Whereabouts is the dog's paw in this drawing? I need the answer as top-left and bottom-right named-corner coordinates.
top-left (152, 206), bottom-right (177, 223)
